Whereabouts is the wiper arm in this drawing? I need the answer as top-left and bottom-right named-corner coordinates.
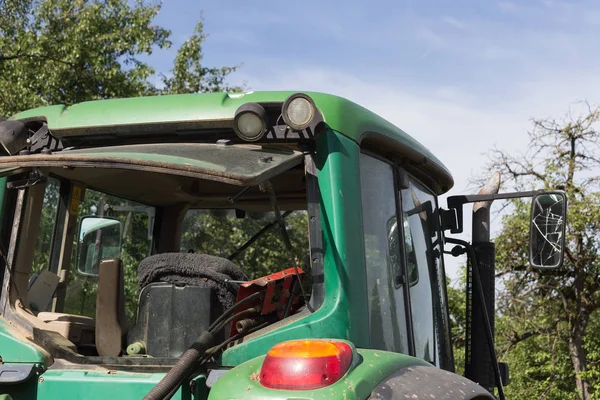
top-left (227, 210), bottom-right (293, 261)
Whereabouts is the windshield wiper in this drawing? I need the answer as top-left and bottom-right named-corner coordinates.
top-left (227, 210), bottom-right (293, 261)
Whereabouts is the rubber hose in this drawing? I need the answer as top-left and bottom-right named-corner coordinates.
top-left (142, 330), bottom-right (215, 400)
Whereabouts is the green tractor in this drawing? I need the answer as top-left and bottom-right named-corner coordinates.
top-left (0, 92), bottom-right (567, 399)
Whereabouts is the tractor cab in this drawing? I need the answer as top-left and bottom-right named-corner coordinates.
top-left (0, 92), bottom-right (566, 400)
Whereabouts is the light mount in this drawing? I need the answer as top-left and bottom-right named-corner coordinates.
top-left (0, 119), bottom-right (53, 155)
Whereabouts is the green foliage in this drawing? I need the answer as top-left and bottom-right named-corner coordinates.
top-left (180, 211), bottom-right (309, 281)
top-left (0, 0), bottom-right (240, 117)
top-left (160, 17), bottom-right (243, 95)
top-left (446, 273), bottom-right (466, 375)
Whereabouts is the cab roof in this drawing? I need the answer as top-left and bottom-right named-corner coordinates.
top-left (10, 91), bottom-right (453, 193)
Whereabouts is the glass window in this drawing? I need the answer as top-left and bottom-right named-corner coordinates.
top-left (63, 188), bottom-right (154, 324)
top-left (401, 176), bottom-right (451, 367)
top-left (180, 210), bottom-right (309, 281)
top-left (32, 178), bottom-right (61, 275)
top-left (360, 153), bottom-right (409, 354)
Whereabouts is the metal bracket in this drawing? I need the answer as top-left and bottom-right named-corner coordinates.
top-left (6, 169), bottom-right (46, 190)
top-left (446, 190), bottom-right (543, 233)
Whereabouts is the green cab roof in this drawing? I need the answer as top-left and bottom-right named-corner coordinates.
top-left (10, 91), bottom-right (453, 192)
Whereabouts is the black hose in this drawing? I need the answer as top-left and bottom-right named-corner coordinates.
top-left (199, 320), bottom-right (271, 365)
top-left (208, 291), bottom-right (264, 332)
top-left (211, 307), bottom-right (261, 337)
top-left (142, 331), bottom-right (215, 400)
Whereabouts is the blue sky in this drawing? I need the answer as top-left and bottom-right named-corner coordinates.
top-left (145, 0), bottom-right (600, 278)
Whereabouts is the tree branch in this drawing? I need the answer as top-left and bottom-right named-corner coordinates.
top-left (0, 52), bottom-right (76, 68)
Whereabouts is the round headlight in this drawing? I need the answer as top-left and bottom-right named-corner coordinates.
top-left (282, 94), bottom-right (316, 131)
top-left (233, 103), bottom-right (267, 142)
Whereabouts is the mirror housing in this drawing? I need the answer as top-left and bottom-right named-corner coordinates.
top-left (529, 191), bottom-right (567, 269)
top-left (77, 216), bottom-right (123, 276)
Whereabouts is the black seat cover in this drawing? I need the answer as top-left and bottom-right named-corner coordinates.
top-left (138, 253), bottom-right (248, 309)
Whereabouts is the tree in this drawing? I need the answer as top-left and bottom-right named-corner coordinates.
top-left (0, 0), bottom-right (240, 117)
top-left (484, 104), bottom-right (600, 399)
top-left (446, 273), bottom-right (466, 375)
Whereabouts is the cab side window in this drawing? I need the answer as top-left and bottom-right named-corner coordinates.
top-left (359, 153), bottom-right (409, 354)
top-left (400, 176), bottom-right (452, 368)
top-left (32, 177), bottom-right (61, 274)
top-left (401, 181), bottom-right (437, 363)
top-left (64, 188), bottom-right (154, 323)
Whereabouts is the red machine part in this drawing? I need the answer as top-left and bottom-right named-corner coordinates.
top-left (229, 267), bottom-right (305, 337)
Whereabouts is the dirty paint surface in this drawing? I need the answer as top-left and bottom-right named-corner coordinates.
top-left (209, 348), bottom-right (432, 400)
top-left (0, 319), bottom-right (46, 364)
top-left (35, 370), bottom-right (187, 400)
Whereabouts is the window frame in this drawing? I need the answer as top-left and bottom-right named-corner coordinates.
top-left (360, 149), bottom-right (452, 367)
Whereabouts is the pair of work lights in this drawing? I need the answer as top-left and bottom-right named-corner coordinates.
top-left (233, 93), bottom-right (319, 142)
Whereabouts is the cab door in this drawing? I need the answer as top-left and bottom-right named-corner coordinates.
top-left (358, 151), bottom-right (453, 370)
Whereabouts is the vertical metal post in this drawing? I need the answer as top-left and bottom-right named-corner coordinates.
top-left (466, 172), bottom-right (500, 391)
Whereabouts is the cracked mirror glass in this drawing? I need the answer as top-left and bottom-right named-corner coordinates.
top-left (529, 192), bottom-right (567, 269)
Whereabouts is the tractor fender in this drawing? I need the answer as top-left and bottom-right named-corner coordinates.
top-left (367, 366), bottom-right (495, 400)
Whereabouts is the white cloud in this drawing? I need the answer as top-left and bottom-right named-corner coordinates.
top-left (442, 16), bottom-right (467, 30)
top-left (498, 1), bottom-right (517, 12)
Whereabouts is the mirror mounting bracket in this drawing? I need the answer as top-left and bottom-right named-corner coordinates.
top-left (6, 168), bottom-right (46, 190)
top-left (445, 190), bottom-right (544, 234)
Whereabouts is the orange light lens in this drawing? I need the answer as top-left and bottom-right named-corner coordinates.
top-left (267, 340), bottom-right (346, 358)
top-left (260, 340), bottom-right (353, 390)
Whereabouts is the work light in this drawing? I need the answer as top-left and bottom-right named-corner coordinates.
top-left (233, 103), bottom-right (267, 142)
top-left (282, 93), bottom-right (317, 131)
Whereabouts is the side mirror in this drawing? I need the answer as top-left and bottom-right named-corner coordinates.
top-left (387, 217), bottom-right (419, 287)
top-left (77, 216), bottom-right (123, 276)
top-left (529, 192), bottom-right (567, 269)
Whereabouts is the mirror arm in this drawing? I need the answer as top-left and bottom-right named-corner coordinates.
top-left (445, 190), bottom-right (544, 234)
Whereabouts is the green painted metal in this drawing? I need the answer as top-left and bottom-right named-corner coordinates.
top-left (191, 374), bottom-right (208, 399)
top-left (35, 370), bottom-right (187, 399)
top-left (0, 93), bottom-right (459, 398)
top-left (221, 131), bottom-right (369, 366)
top-left (0, 319), bottom-right (46, 364)
top-left (9, 91), bottom-right (452, 191)
top-left (210, 348), bottom-right (432, 400)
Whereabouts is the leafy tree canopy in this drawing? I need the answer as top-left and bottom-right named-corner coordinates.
top-left (0, 0), bottom-right (241, 116)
